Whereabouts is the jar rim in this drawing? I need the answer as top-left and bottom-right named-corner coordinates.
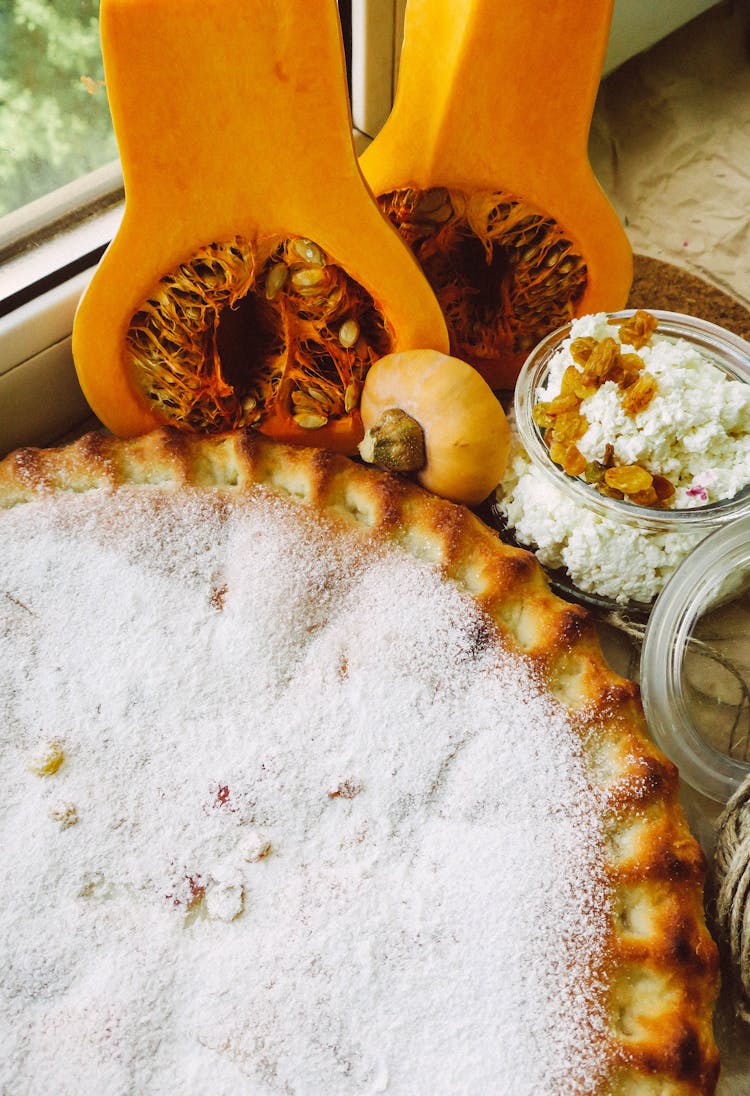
top-left (513, 308), bottom-right (750, 530)
top-left (641, 514), bottom-right (750, 802)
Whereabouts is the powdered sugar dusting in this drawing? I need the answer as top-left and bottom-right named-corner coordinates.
top-left (0, 487), bottom-right (612, 1094)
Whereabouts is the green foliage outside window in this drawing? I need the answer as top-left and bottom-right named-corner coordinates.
top-left (0, 0), bottom-right (117, 218)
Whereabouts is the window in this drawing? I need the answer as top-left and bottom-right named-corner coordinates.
top-left (0, 0), bottom-right (117, 218)
top-left (0, 0), bottom-right (123, 324)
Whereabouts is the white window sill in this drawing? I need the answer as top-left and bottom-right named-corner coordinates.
top-left (0, 162), bottom-right (126, 455)
top-left (0, 270), bottom-right (98, 456)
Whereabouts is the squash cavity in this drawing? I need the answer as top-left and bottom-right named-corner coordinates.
top-left (378, 186), bottom-right (588, 385)
top-left (126, 235), bottom-right (390, 440)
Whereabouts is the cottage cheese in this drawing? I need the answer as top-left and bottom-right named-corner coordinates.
top-left (496, 314), bottom-right (750, 605)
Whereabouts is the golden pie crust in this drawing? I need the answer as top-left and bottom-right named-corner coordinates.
top-left (0, 427), bottom-right (720, 1093)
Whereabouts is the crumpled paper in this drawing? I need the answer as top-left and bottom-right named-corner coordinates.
top-left (590, 1), bottom-right (750, 311)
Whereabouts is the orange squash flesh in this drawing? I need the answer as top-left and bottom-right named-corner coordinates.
top-left (360, 0), bottom-right (632, 390)
top-left (73, 0), bottom-right (448, 452)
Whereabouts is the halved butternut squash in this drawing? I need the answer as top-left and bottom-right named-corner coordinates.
top-left (73, 0), bottom-right (448, 453)
top-left (360, 0), bottom-right (632, 390)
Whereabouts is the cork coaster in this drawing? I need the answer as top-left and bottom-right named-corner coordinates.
top-left (628, 254), bottom-right (750, 342)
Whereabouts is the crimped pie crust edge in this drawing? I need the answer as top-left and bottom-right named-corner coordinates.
top-left (0, 427), bottom-right (721, 1094)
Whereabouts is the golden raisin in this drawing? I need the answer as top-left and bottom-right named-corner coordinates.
top-left (652, 474), bottom-right (676, 502)
top-left (618, 368), bottom-right (642, 390)
top-left (596, 482), bottom-right (624, 501)
top-left (618, 309), bottom-right (658, 350)
top-left (570, 336), bottom-right (598, 365)
top-left (604, 465), bottom-right (654, 495)
top-left (571, 371), bottom-right (599, 400)
top-left (586, 337), bottom-right (620, 382)
top-left (629, 486), bottom-right (659, 507)
top-left (562, 445), bottom-right (587, 477)
top-left (583, 461), bottom-right (606, 484)
top-left (532, 402), bottom-right (555, 430)
top-left (560, 365), bottom-right (584, 396)
top-left (549, 392), bottom-right (581, 415)
top-left (549, 439), bottom-right (568, 467)
top-left (619, 352), bottom-right (645, 375)
top-left (621, 372), bottom-right (657, 415)
top-left (605, 357), bottom-right (625, 385)
top-left (552, 409), bottom-right (587, 446)
top-left (533, 391), bottom-right (581, 429)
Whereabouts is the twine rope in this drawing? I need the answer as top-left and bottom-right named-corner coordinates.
top-left (714, 775), bottom-right (750, 1021)
top-left (604, 610), bottom-right (647, 644)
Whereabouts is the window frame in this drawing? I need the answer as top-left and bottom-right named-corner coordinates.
top-left (0, 161), bottom-right (123, 316)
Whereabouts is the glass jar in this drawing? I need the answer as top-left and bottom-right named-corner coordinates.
top-left (641, 515), bottom-right (750, 803)
top-left (492, 309), bottom-right (750, 614)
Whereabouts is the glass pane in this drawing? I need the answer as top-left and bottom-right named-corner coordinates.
top-left (0, 1), bottom-right (117, 218)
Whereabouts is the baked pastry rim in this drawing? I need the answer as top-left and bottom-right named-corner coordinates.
top-left (0, 426), bottom-right (721, 1094)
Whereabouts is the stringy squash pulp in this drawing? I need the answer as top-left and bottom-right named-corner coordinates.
top-left (127, 235), bottom-right (391, 436)
top-left (379, 187), bottom-right (588, 382)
